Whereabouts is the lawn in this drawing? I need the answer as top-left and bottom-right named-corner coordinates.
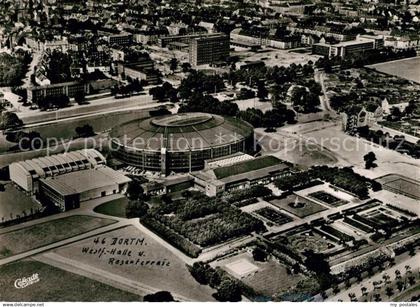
top-left (0, 183), bottom-right (42, 223)
top-left (380, 120), bottom-right (420, 138)
top-left (213, 155), bottom-right (282, 179)
top-left (288, 230), bottom-right (335, 254)
top-left (394, 283), bottom-right (420, 302)
top-left (269, 195), bottom-right (327, 218)
top-left (25, 109), bottom-right (152, 141)
top-left (254, 207), bottom-right (293, 225)
top-left (216, 252), bottom-right (304, 298)
top-left (146, 194), bottom-right (265, 249)
top-left (307, 191), bottom-right (348, 207)
top-left (0, 215), bottom-right (115, 259)
top-left (360, 209), bottom-right (400, 228)
top-left (377, 174), bottom-right (420, 200)
top-left (94, 197), bottom-right (128, 218)
top-left (54, 226), bottom-right (216, 301)
top-left (0, 260), bottom-right (142, 301)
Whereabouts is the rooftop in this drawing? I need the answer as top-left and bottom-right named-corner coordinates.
top-left (40, 166), bottom-right (131, 196)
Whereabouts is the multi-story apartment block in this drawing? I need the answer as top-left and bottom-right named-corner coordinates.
top-left (189, 33), bottom-right (230, 66)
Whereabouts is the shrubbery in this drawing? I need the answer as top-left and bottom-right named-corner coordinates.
top-left (141, 217), bottom-right (202, 258)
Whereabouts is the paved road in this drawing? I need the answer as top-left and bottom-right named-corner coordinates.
top-left (372, 123), bottom-right (419, 144)
top-left (22, 51), bottom-right (41, 88)
top-left (325, 253), bottom-right (420, 302)
top-left (20, 100), bottom-right (161, 126)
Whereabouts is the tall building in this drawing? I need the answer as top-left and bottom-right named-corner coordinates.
top-left (189, 34), bottom-right (230, 66)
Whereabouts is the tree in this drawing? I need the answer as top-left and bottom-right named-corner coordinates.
top-left (396, 280), bottom-right (404, 292)
top-left (404, 100), bottom-right (416, 117)
top-left (149, 86), bottom-right (167, 102)
top-left (387, 106), bottom-right (402, 122)
top-left (169, 58), bottom-right (178, 73)
top-left (382, 273), bottom-right (391, 284)
top-left (181, 62), bottom-right (191, 73)
top-left (216, 279), bottom-right (242, 302)
top-left (291, 86), bottom-right (320, 113)
top-left (257, 81), bottom-right (268, 101)
top-left (126, 200), bottom-right (149, 218)
top-left (0, 112), bottom-right (23, 130)
top-left (143, 291), bottom-right (175, 302)
top-left (364, 151), bottom-right (377, 169)
top-left (303, 250), bottom-right (334, 290)
top-left (74, 92), bottom-right (85, 104)
top-left (361, 286), bottom-right (368, 297)
top-left (45, 50), bottom-right (73, 84)
top-left (189, 262), bottom-right (210, 285)
top-left (348, 292), bottom-right (357, 302)
top-left (126, 181), bottom-right (144, 200)
top-left (385, 286), bottom-right (394, 298)
top-left (252, 246), bottom-right (267, 262)
top-left (75, 124), bottom-right (94, 138)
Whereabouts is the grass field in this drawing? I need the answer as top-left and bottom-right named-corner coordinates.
top-left (254, 207), bottom-right (293, 225)
top-left (0, 184), bottom-right (42, 223)
top-left (0, 109), bottom-right (152, 154)
top-left (288, 230), bottom-right (335, 254)
top-left (94, 197), bottom-right (128, 218)
top-left (361, 209), bottom-right (399, 228)
top-left (269, 195), bottom-right (327, 218)
top-left (376, 174), bottom-right (420, 200)
top-left (0, 215), bottom-right (115, 259)
top-left (307, 191), bottom-right (348, 207)
top-left (216, 252), bottom-right (304, 297)
top-left (0, 260), bottom-right (142, 301)
top-left (368, 57), bottom-right (420, 83)
top-left (26, 109), bottom-right (151, 140)
top-left (213, 155), bottom-right (282, 179)
top-left (53, 226), bottom-right (216, 301)
top-left (394, 283), bottom-right (420, 302)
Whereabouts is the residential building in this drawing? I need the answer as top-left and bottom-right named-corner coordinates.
top-left (189, 33), bottom-right (230, 66)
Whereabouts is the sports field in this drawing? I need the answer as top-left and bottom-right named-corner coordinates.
top-left (376, 174), bottom-right (420, 200)
top-left (0, 215), bottom-right (115, 259)
top-left (368, 57), bottom-right (420, 83)
top-left (214, 252), bottom-right (304, 297)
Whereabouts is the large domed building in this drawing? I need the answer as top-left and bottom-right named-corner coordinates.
top-left (110, 113), bottom-right (254, 174)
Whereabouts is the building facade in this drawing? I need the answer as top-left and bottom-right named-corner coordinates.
top-left (189, 34), bottom-right (230, 66)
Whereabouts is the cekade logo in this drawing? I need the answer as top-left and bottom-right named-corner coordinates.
top-left (14, 273), bottom-right (40, 289)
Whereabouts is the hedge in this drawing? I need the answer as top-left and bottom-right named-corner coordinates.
top-left (141, 216), bottom-right (202, 258)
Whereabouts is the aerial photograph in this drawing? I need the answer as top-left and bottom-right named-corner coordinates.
top-left (0, 0), bottom-right (419, 304)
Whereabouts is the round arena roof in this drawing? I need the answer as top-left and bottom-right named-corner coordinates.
top-left (110, 113), bottom-right (254, 152)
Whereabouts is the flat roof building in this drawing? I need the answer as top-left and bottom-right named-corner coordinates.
top-left (191, 155), bottom-right (291, 196)
top-left (39, 166), bottom-right (131, 211)
top-left (313, 35), bottom-right (384, 58)
top-left (189, 34), bottom-right (230, 66)
top-left (9, 149), bottom-right (106, 194)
